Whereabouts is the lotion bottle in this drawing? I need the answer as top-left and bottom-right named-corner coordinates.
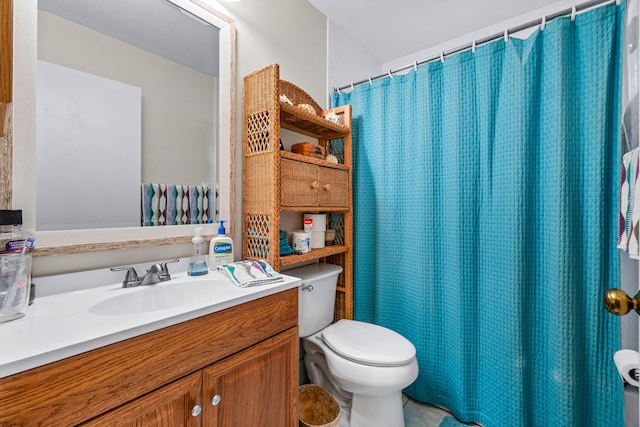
top-left (188, 227), bottom-right (208, 276)
top-left (209, 220), bottom-right (234, 270)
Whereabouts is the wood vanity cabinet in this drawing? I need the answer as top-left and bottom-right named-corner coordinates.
top-left (82, 328), bottom-right (296, 427)
top-left (243, 63), bottom-right (354, 320)
top-left (0, 289), bottom-right (298, 427)
top-left (81, 371), bottom-right (203, 427)
top-left (201, 329), bottom-right (294, 426)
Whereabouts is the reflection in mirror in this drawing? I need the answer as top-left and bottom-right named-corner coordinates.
top-left (36, 0), bottom-right (221, 231)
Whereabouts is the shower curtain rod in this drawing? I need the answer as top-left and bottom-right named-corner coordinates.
top-left (333, 0), bottom-right (619, 92)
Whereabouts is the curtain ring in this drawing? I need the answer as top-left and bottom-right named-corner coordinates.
top-left (336, 86), bottom-right (341, 94)
top-left (571, 5), bottom-right (576, 21)
top-left (472, 40), bottom-right (476, 53)
top-left (414, 61), bottom-right (418, 72)
top-left (616, 0), bottom-right (621, 5)
top-left (504, 28), bottom-right (509, 43)
top-left (540, 16), bottom-right (546, 31)
top-left (368, 76), bottom-right (373, 86)
top-left (351, 82), bottom-right (354, 91)
top-left (440, 51), bottom-right (445, 63)
top-left (388, 69), bottom-right (394, 79)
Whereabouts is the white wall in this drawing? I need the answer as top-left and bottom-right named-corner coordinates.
top-left (29, 0), bottom-right (327, 277)
top-left (327, 20), bottom-right (380, 99)
top-left (381, 0), bottom-right (580, 73)
top-left (221, 0), bottom-right (328, 275)
top-left (327, 0), bottom-right (597, 91)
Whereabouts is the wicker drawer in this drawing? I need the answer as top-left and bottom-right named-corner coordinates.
top-left (281, 158), bottom-right (349, 208)
top-left (318, 166), bottom-right (348, 207)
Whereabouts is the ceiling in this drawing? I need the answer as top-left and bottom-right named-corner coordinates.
top-left (309, 0), bottom-right (566, 64)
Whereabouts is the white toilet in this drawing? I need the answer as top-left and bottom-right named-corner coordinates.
top-left (288, 263), bottom-right (419, 427)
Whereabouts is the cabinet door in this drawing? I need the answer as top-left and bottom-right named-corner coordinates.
top-left (202, 327), bottom-right (298, 427)
top-left (80, 372), bottom-right (202, 427)
top-left (318, 167), bottom-right (349, 208)
top-left (281, 158), bottom-right (318, 207)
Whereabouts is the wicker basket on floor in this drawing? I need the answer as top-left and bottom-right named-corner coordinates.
top-left (298, 384), bottom-right (340, 427)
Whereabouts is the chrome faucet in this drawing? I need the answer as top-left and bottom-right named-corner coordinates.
top-left (140, 263), bottom-right (163, 286)
top-left (157, 259), bottom-right (179, 281)
top-left (110, 266), bottom-right (141, 288)
top-left (111, 259), bottom-right (179, 288)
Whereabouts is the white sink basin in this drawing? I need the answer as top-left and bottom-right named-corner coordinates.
top-left (89, 279), bottom-right (225, 316)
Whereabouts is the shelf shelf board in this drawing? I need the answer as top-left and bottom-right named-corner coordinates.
top-left (281, 206), bottom-right (350, 213)
top-left (279, 245), bottom-right (349, 267)
top-left (280, 102), bottom-right (349, 139)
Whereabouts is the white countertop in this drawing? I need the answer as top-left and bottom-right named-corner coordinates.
top-left (0, 271), bottom-right (301, 378)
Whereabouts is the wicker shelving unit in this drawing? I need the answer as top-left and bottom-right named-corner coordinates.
top-left (242, 64), bottom-right (353, 320)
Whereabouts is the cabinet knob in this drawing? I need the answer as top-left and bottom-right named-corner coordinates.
top-left (310, 181), bottom-right (320, 189)
top-left (322, 183), bottom-right (332, 191)
top-left (211, 394), bottom-right (222, 406)
top-left (191, 404), bottom-right (202, 417)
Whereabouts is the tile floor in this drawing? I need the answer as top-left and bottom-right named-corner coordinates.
top-left (403, 395), bottom-right (482, 427)
top-left (403, 395), bottom-right (450, 427)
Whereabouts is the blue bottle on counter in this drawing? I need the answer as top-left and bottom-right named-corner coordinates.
top-left (188, 227), bottom-right (208, 276)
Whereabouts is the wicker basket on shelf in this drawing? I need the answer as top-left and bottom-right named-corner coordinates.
top-left (291, 142), bottom-right (326, 159)
top-left (279, 80), bottom-right (323, 115)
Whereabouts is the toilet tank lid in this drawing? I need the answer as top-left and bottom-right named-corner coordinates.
top-left (284, 263), bottom-right (343, 285)
top-left (321, 319), bottom-right (416, 367)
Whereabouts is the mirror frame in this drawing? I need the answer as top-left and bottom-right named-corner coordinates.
top-left (9, 0), bottom-right (235, 257)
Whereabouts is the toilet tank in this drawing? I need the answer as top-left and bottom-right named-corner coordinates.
top-left (285, 263), bottom-right (343, 337)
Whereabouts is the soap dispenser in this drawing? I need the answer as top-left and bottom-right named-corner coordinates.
top-left (209, 220), bottom-right (234, 270)
top-left (188, 227), bottom-right (208, 276)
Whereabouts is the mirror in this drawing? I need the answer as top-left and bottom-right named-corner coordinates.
top-left (21, 0), bottom-right (234, 253)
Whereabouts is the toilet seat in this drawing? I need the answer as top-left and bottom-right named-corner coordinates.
top-left (304, 333), bottom-right (419, 394)
top-left (321, 319), bottom-right (416, 367)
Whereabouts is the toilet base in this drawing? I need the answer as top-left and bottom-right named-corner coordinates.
top-left (304, 345), bottom-right (408, 427)
top-left (351, 392), bottom-right (404, 427)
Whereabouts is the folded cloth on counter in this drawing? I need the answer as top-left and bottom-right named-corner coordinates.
top-left (218, 260), bottom-right (283, 287)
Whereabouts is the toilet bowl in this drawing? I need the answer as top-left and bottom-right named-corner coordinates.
top-left (287, 263), bottom-right (419, 427)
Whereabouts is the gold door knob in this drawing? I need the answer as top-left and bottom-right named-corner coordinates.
top-left (603, 288), bottom-right (640, 316)
top-left (310, 181), bottom-right (320, 189)
top-left (322, 183), bottom-right (332, 191)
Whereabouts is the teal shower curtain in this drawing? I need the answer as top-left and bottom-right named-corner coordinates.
top-left (332, 3), bottom-right (625, 426)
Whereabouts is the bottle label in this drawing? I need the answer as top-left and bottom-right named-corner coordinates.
top-left (303, 218), bottom-right (313, 233)
top-left (293, 235), bottom-right (310, 254)
top-left (3, 237), bottom-right (35, 253)
top-left (214, 242), bottom-right (232, 254)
